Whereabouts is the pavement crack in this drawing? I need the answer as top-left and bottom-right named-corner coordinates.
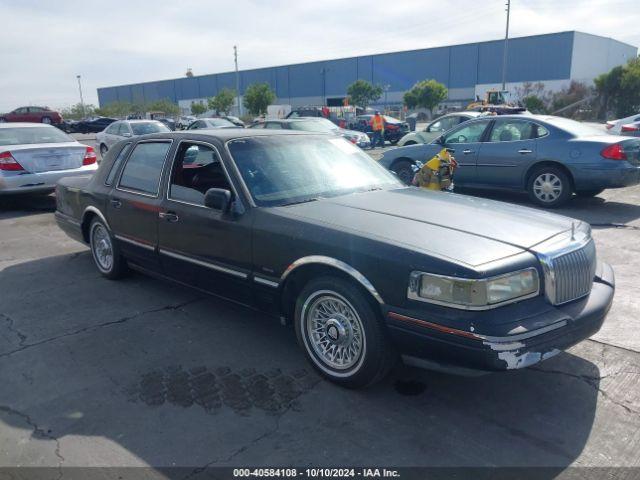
top-left (0, 405), bottom-right (64, 478)
top-left (590, 222), bottom-right (640, 231)
top-left (1, 313), bottom-right (28, 347)
top-left (0, 297), bottom-right (204, 359)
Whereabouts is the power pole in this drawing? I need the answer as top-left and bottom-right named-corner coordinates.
top-left (501, 0), bottom-right (511, 92)
top-left (76, 75), bottom-right (85, 119)
top-left (234, 45), bottom-right (242, 116)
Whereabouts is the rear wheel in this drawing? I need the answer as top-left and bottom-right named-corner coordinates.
top-left (576, 188), bottom-right (604, 198)
top-left (89, 218), bottom-right (128, 279)
top-left (527, 166), bottom-right (572, 208)
top-left (294, 276), bottom-right (395, 388)
top-left (391, 160), bottom-right (415, 185)
top-left (41, 117), bottom-right (52, 124)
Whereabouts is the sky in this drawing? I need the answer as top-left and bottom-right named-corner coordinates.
top-left (0, 0), bottom-right (638, 112)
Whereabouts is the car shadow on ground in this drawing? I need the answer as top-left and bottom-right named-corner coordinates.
top-left (0, 252), bottom-right (601, 473)
top-left (456, 188), bottom-right (640, 226)
top-left (0, 193), bottom-right (56, 220)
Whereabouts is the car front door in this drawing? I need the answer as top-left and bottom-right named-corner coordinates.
top-left (9, 107), bottom-right (29, 122)
top-left (475, 118), bottom-right (538, 188)
top-left (157, 140), bottom-right (253, 304)
top-left (440, 119), bottom-right (491, 185)
top-left (107, 140), bottom-right (174, 272)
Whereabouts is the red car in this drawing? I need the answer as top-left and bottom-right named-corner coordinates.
top-left (0, 106), bottom-right (63, 125)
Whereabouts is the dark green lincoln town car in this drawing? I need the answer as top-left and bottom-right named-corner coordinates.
top-left (55, 129), bottom-right (615, 388)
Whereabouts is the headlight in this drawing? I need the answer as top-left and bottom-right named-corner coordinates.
top-left (408, 268), bottom-right (539, 309)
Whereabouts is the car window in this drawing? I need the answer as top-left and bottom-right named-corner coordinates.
top-left (105, 143), bottom-right (132, 186)
top-left (117, 123), bottom-right (130, 136)
top-left (189, 121), bottom-right (203, 130)
top-left (168, 143), bottom-right (230, 206)
top-left (536, 125), bottom-right (549, 138)
top-left (131, 122), bottom-right (169, 135)
top-left (118, 141), bottom-right (171, 195)
top-left (29, 107), bottom-right (44, 112)
top-left (206, 118), bottom-right (235, 128)
top-left (427, 116), bottom-right (459, 133)
top-left (489, 120), bottom-right (537, 142)
top-left (265, 122), bottom-right (282, 129)
top-left (15, 108), bottom-right (27, 114)
top-left (444, 121), bottom-right (489, 144)
top-left (105, 122), bottom-right (120, 134)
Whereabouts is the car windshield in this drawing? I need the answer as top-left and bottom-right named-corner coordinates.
top-left (228, 135), bottom-right (401, 207)
top-left (130, 122), bottom-right (170, 135)
top-left (207, 118), bottom-right (235, 127)
top-left (543, 117), bottom-right (605, 137)
top-left (289, 119), bottom-right (337, 133)
top-left (0, 126), bottom-right (73, 146)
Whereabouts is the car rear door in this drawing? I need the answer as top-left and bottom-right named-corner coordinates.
top-left (475, 118), bottom-right (538, 188)
top-left (107, 139), bottom-right (174, 272)
top-left (157, 139), bottom-right (253, 304)
top-left (440, 119), bottom-right (492, 185)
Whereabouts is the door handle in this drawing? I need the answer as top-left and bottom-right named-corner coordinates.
top-left (159, 211), bottom-right (179, 222)
top-left (110, 199), bottom-right (122, 208)
top-left (463, 149), bottom-right (474, 154)
top-left (518, 149), bottom-right (533, 154)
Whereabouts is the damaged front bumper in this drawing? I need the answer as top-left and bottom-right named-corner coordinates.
top-left (385, 262), bottom-right (615, 373)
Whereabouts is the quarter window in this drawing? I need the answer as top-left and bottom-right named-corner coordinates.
top-left (168, 143), bottom-right (231, 206)
top-left (105, 143), bottom-right (132, 186)
top-left (489, 120), bottom-right (537, 142)
top-left (444, 121), bottom-right (489, 144)
top-left (118, 141), bottom-right (171, 195)
top-left (117, 123), bottom-right (131, 136)
top-left (105, 122), bottom-right (120, 134)
top-left (427, 116), bottom-right (459, 133)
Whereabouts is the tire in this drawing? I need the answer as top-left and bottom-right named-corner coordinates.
top-left (89, 218), bottom-right (128, 279)
top-left (294, 276), bottom-right (395, 388)
top-left (391, 160), bottom-right (415, 185)
top-left (41, 117), bottom-right (52, 124)
top-left (100, 144), bottom-right (108, 157)
top-left (527, 165), bottom-right (573, 208)
top-left (576, 188), bottom-right (604, 198)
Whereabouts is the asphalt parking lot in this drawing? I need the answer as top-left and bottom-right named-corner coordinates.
top-left (1, 159), bottom-right (639, 474)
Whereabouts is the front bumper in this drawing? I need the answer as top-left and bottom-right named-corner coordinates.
top-left (386, 262), bottom-right (615, 372)
top-left (0, 165), bottom-right (98, 194)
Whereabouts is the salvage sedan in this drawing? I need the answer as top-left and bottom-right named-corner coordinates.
top-left (55, 130), bottom-right (614, 388)
top-left (380, 115), bottom-right (640, 207)
top-left (0, 123), bottom-right (97, 195)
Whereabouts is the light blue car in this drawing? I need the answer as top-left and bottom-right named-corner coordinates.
top-left (379, 115), bottom-right (640, 207)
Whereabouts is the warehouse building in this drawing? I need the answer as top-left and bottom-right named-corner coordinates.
top-left (97, 31), bottom-right (637, 114)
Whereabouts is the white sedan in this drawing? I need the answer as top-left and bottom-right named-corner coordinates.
top-left (606, 112), bottom-right (640, 134)
top-left (0, 123), bottom-right (98, 195)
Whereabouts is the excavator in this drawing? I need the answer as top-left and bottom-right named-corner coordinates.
top-left (466, 89), bottom-right (527, 115)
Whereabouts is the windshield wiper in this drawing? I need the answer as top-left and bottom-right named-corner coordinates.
top-left (281, 197), bottom-right (319, 206)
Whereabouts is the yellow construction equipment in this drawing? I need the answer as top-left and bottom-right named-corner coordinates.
top-left (466, 89), bottom-right (526, 115)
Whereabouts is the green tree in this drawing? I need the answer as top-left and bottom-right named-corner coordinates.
top-left (61, 103), bottom-right (96, 120)
top-left (346, 79), bottom-right (383, 109)
top-left (190, 102), bottom-right (207, 115)
top-left (243, 83), bottom-right (276, 115)
top-left (595, 58), bottom-right (640, 118)
top-left (208, 89), bottom-right (236, 115)
top-left (95, 101), bottom-right (135, 118)
top-left (403, 79), bottom-right (448, 117)
top-left (148, 98), bottom-right (179, 116)
top-left (522, 95), bottom-right (547, 114)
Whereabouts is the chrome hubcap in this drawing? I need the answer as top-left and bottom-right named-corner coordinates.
top-left (92, 224), bottom-right (113, 271)
top-left (533, 173), bottom-right (562, 202)
top-left (305, 292), bottom-right (364, 370)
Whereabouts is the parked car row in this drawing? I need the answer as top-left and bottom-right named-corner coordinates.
top-left (250, 118), bottom-right (371, 148)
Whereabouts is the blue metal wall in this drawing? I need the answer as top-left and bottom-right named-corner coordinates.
top-left (96, 31), bottom-right (608, 106)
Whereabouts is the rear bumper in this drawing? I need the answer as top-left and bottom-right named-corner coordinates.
top-left (386, 262), bottom-right (615, 373)
top-left (0, 165), bottom-right (97, 194)
top-left (572, 163), bottom-right (640, 189)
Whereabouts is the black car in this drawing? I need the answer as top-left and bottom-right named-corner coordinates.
top-left (75, 117), bottom-right (117, 134)
top-left (55, 130), bottom-right (614, 388)
top-left (349, 114), bottom-right (409, 144)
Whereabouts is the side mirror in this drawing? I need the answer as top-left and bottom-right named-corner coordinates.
top-left (204, 188), bottom-right (232, 212)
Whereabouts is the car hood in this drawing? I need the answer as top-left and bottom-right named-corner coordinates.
top-left (274, 188), bottom-right (578, 268)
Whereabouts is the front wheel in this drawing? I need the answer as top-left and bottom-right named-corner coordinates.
top-left (89, 218), bottom-right (128, 279)
top-left (391, 160), bottom-right (415, 185)
top-left (527, 166), bottom-right (572, 208)
top-left (294, 276), bottom-right (395, 388)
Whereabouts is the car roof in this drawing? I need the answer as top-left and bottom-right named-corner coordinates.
top-left (135, 129), bottom-right (322, 142)
top-left (0, 122), bottom-right (56, 128)
top-left (123, 119), bottom-right (163, 123)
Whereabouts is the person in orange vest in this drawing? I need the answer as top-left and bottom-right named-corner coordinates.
top-left (370, 111), bottom-right (385, 149)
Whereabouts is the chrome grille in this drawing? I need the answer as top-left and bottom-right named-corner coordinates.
top-left (550, 239), bottom-right (597, 305)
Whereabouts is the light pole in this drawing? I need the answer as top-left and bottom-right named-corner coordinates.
top-left (234, 46), bottom-right (242, 116)
top-left (501, 0), bottom-right (511, 92)
top-left (76, 75), bottom-right (85, 119)
top-left (320, 67), bottom-right (329, 106)
top-left (383, 84), bottom-right (390, 113)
